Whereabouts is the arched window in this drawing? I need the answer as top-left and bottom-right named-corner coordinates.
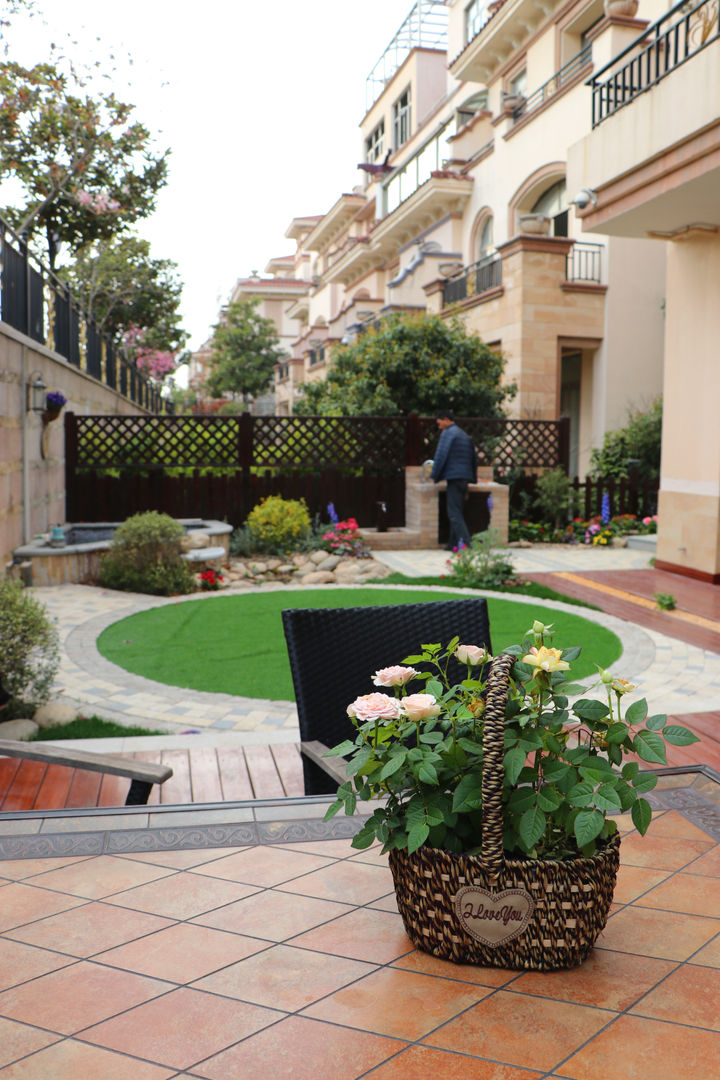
top-left (478, 216), bottom-right (494, 260)
top-left (531, 180), bottom-right (568, 236)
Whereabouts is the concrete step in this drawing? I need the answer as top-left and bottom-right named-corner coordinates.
top-left (626, 533), bottom-right (657, 553)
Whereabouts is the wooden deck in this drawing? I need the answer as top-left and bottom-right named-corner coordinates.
top-left (1, 714), bottom-right (718, 813)
top-left (0, 743), bottom-right (305, 813)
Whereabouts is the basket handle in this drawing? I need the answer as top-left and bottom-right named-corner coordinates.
top-left (480, 651), bottom-right (515, 887)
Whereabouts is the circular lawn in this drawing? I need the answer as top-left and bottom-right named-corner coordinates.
top-left (97, 588), bottom-right (622, 701)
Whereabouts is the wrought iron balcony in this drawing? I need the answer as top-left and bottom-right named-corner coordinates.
top-left (442, 255), bottom-right (502, 306)
top-left (590, 0), bottom-right (719, 127)
top-left (511, 44), bottom-right (592, 124)
top-left (566, 242), bottom-right (603, 284)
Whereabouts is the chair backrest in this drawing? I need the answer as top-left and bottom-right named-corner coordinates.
top-left (282, 597), bottom-right (491, 794)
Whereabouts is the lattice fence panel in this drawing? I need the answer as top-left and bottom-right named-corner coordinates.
top-left (252, 416), bottom-right (407, 467)
top-left (76, 415), bottom-right (239, 467)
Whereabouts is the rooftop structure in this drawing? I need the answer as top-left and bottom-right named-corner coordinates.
top-left (365, 0), bottom-right (448, 111)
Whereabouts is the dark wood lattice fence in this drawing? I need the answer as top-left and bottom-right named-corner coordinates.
top-left (64, 412), bottom-right (570, 527)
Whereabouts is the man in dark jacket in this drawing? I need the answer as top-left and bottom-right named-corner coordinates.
top-left (430, 409), bottom-right (477, 550)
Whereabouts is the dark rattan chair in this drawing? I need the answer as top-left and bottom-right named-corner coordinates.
top-left (282, 597), bottom-right (492, 795)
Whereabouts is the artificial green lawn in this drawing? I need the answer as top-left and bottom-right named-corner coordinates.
top-left (97, 588), bottom-right (622, 701)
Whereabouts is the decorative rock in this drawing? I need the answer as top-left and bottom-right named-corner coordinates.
top-left (34, 702), bottom-right (78, 729)
top-left (292, 554), bottom-right (307, 567)
top-left (316, 555), bottom-right (342, 572)
top-left (264, 557), bottom-right (283, 570)
top-left (276, 563), bottom-right (296, 574)
top-left (612, 536), bottom-right (628, 548)
top-left (0, 719), bottom-right (39, 740)
top-left (299, 571), bottom-right (336, 584)
top-left (310, 550), bottom-right (329, 564)
top-left (248, 561), bottom-right (268, 574)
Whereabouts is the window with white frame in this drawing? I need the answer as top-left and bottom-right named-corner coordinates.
top-left (393, 87), bottom-right (412, 149)
top-left (465, 0), bottom-right (487, 43)
top-left (365, 120), bottom-right (385, 163)
top-left (508, 67), bottom-right (527, 98)
top-left (478, 215), bottom-right (494, 259)
top-left (531, 179), bottom-right (569, 236)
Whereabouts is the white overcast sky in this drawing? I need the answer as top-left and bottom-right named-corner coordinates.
top-left (5, 0), bottom-right (416, 365)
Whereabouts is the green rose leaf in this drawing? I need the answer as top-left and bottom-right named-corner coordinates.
top-left (645, 713), bottom-right (667, 732)
top-left (346, 746), bottom-right (373, 776)
top-left (504, 746), bottom-right (527, 785)
top-left (614, 778), bottom-right (637, 811)
top-left (634, 730), bottom-right (667, 765)
top-left (452, 774), bottom-right (483, 813)
top-left (574, 808), bottom-right (604, 847)
top-left (407, 821), bottom-right (430, 855)
top-left (418, 762), bottom-right (439, 786)
top-left (593, 783), bottom-right (622, 812)
top-left (326, 740), bottom-right (357, 757)
top-left (573, 699), bottom-right (610, 720)
top-left (323, 799), bottom-right (343, 821)
top-left (518, 807), bottom-right (547, 850)
top-left (631, 797), bottom-right (653, 835)
top-left (605, 722), bottom-right (630, 744)
top-left (625, 698), bottom-right (649, 724)
top-left (622, 761), bottom-right (640, 780)
top-left (541, 760), bottom-right (571, 783)
top-left (537, 785), bottom-right (562, 812)
top-left (419, 731), bottom-right (444, 744)
top-left (566, 780), bottom-right (594, 807)
top-left (508, 786), bottom-right (537, 814)
top-left (662, 725), bottom-right (700, 746)
top-left (378, 753), bottom-right (407, 780)
top-left (631, 772), bottom-right (659, 794)
top-left (561, 646), bottom-right (582, 661)
top-left (344, 792), bottom-right (357, 815)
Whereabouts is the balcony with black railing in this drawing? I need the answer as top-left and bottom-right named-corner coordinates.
top-left (590, 0), bottom-right (719, 127)
top-left (511, 44), bottom-right (592, 126)
top-left (566, 242), bottom-right (603, 284)
top-left (442, 254), bottom-right (502, 306)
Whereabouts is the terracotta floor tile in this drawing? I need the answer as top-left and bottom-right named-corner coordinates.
top-left (278, 859), bottom-right (394, 904)
top-left (0, 1039), bottom-right (175, 1079)
top-left (194, 943), bottom-right (376, 1010)
top-left (363, 1044), bottom-right (543, 1080)
top-left (115, 846), bottom-right (248, 869)
top-left (0, 856), bottom-right (91, 881)
top-left (390, 949), bottom-right (518, 987)
top-left (630, 963), bottom-right (720, 1029)
top-left (562, 1013), bottom-right (720, 1080)
top-left (194, 846), bottom-right (333, 886)
top-left (646, 810), bottom-right (716, 842)
top-left (348, 846), bottom-right (391, 868)
top-left (97, 922), bottom-right (271, 982)
top-left (619, 833), bottom-right (713, 871)
top-left (368, 891), bottom-right (400, 913)
top-left (613, 863), bottom-right (671, 904)
top-left (0, 882), bottom-right (85, 932)
top-left (691, 933), bottom-right (720, 967)
top-left (426, 990), bottom-right (615, 1071)
top-left (639, 872), bottom-right (720, 918)
top-left (81, 986), bottom-right (283, 1070)
top-left (289, 906), bottom-right (413, 964)
top-left (689, 845), bottom-right (720, 877)
top-left (191, 887), bottom-right (353, 940)
top-left (0, 938), bottom-right (74, 990)
top-left (5, 900), bottom-right (173, 957)
top-left (0, 1018), bottom-right (59, 1068)
top-left (303, 966), bottom-right (489, 1041)
top-left (192, 1014), bottom-right (404, 1080)
top-left (512, 949), bottom-right (678, 1010)
top-left (107, 870), bottom-right (259, 919)
top-left (596, 905), bottom-right (720, 960)
top-left (26, 854), bottom-right (174, 899)
top-left (275, 839), bottom-right (359, 858)
top-left (0, 961), bottom-right (170, 1034)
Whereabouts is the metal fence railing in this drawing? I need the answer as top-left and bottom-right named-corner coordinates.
top-left (567, 242), bottom-right (603, 284)
top-left (442, 255), bottom-right (502, 306)
top-left (0, 215), bottom-right (168, 414)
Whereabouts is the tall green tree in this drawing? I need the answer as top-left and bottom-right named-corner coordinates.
top-left (295, 313), bottom-right (514, 417)
top-left (0, 60), bottom-right (168, 266)
top-left (203, 298), bottom-right (283, 409)
top-left (61, 234), bottom-right (186, 354)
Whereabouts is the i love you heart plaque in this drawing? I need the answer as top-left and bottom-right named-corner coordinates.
top-left (454, 886), bottom-right (534, 947)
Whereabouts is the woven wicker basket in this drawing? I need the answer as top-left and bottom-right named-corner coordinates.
top-left (389, 652), bottom-right (621, 971)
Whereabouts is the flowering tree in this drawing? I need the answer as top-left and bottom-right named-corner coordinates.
top-left (0, 59), bottom-right (168, 266)
top-left (122, 326), bottom-right (178, 385)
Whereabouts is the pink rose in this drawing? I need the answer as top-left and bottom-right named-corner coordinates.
top-left (347, 693), bottom-right (402, 722)
top-left (401, 693), bottom-right (441, 721)
top-left (372, 665), bottom-right (418, 687)
top-left (455, 644), bottom-right (491, 666)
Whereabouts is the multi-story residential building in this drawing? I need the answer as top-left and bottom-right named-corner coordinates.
top-left (568, 0), bottom-right (720, 581)
top-left (267, 0), bottom-right (668, 480)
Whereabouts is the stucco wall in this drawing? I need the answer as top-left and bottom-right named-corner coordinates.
top-left (0, 322), bottom-right (149, 568)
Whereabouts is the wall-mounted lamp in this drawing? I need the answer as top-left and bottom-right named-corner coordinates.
top-left (27, 371), bottom-right (47, 413)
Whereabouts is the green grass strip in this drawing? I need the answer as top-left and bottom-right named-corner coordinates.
top-left (97, 588), bottom-right (621, 701)
top-left (368, 574), bottom-right (601, 609)
top-left (30, 717), bottom-right (167, 740)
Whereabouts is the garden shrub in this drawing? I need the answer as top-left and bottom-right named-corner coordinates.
top-left (99, 511), bottom-right (195, 595)
top-left (589, 398), bottom-right (662, 482)
top-left (0, 577), bottom-right (60, 711)
top-left (445, 530), bottom-right (519, 589)
top-left (533, 467), bottom-right (575, 528)
top-left (245, 496), bottom-right (311, 551)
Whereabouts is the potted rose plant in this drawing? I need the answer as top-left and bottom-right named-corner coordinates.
top-left (324, 621), bottom-right (698, 970)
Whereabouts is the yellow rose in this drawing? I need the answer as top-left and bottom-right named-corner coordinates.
top-left (522, 646), bottom-right (570, 674)
top-left (612, 678), bottom-right (636, 696)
